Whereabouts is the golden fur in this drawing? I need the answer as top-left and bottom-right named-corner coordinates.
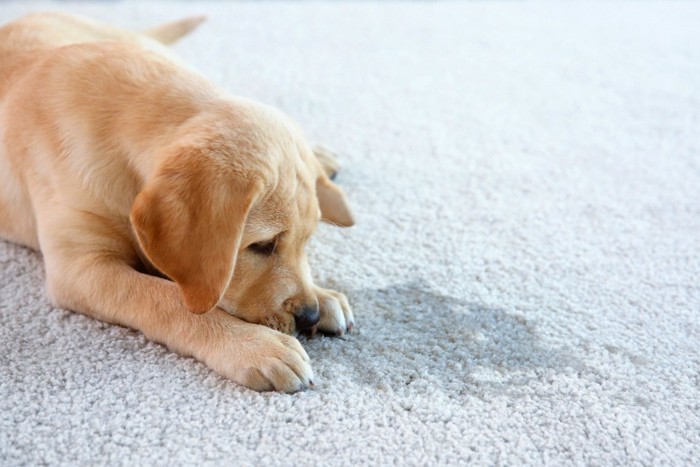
top-left (0, 12), bottom-right (355, 392)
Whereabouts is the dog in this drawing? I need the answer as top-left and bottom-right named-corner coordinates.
top-left (0, 12), bottom-right (355, 392)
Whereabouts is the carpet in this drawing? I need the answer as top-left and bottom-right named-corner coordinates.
top-left (1, 2), bottom-right (699, 465)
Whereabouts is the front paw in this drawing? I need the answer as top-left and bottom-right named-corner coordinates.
top-left (312, 144), bottom-right (341, 180)
top-left (314, 286), bottom-right (354, 336)
top-left (206, 319), bottom-right (314, 393)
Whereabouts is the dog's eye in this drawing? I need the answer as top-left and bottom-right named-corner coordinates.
top-left (248, 238), bottom-right (278, 256)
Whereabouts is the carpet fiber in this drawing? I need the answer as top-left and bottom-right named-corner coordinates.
top-left (1, 2), bottom-right (699, 465)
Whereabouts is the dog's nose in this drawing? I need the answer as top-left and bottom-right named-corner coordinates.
top-left (294, 304), bottom-right (320, 331)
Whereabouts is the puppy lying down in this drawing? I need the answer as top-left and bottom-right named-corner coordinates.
top-left (0, 13), bottom-right (355, 392)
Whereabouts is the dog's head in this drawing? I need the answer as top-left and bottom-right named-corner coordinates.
top-left (130, 101), bottom-right (353, 334)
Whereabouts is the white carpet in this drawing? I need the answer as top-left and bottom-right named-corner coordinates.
top-left (1, 2), bottom-right (699, 465)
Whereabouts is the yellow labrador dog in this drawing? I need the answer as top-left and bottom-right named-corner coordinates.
top-left (0, 13), bottom-right (355, 392)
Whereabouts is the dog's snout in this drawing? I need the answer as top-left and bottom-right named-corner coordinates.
top-left (294, 304), bottom-right (320, 331)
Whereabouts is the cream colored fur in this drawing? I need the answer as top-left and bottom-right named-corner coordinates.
top-left (0, 12), bottom-right (355, 392)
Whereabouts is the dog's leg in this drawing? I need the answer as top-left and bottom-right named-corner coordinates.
top-left (37, 213), bottom-right (313, 392)
top-left (314, 285), bottom-right (355, 336)
top-left (310, 147), bottom-right (354, 335)
top-left (312, 144), bottom-right (341, 181)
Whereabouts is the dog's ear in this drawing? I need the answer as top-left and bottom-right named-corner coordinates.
top-left (131, 147), bottom-right (259, 314)
top-left (317, 175), bottom-right (354, 227)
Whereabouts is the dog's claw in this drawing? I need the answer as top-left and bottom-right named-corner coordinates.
top-left (347, 322), bottom-right (354, 333)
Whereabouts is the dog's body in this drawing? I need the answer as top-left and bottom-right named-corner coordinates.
top-left (0, 13), bottom-right (354, 392)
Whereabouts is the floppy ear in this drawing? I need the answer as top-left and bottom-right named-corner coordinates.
top-left (317, 176), bottom-right (355, 227)
top-left (130, 149), bottom-right (259, 314)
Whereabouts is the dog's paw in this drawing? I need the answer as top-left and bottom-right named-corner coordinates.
top-left (314, 286), bottom-right (354, 336)
top-left (312, 144), bottom-right (341, 180)
top-left (207, 320), bottom-right (314, 393)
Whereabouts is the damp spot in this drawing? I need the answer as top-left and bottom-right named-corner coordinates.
top-left (306, 280), bottom-right (584, 398)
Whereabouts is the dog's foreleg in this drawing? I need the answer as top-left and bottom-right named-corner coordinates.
top-left (312, 144), bottom-right (342, 180)
top-left (37, 215), bottom-right (313, 392)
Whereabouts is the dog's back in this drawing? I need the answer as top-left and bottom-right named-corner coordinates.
top-left (0, 13), bottom-right (205, 249)
top-left (0, 12), bottom-right (204, 94)
top-left (0, 12), bottom-right (204, 54)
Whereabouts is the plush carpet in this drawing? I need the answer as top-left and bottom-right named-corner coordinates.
top-left (1, 2), bottom-right (699, 465)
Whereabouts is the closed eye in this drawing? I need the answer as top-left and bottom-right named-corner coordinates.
top-left (247, 237), bottom-right (279, 256)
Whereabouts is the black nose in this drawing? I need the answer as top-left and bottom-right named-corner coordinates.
top-left (294, 304), bottom-right (320, 331)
